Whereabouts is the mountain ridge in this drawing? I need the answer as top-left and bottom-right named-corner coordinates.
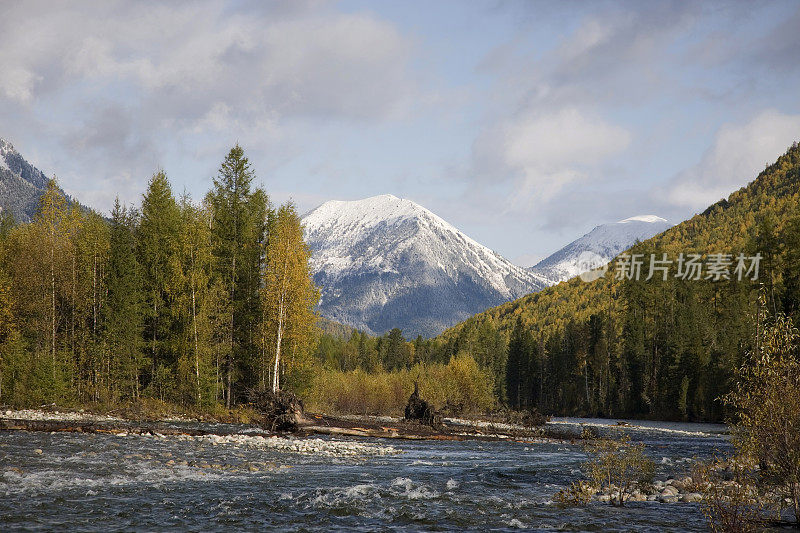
top-left (0, 137), bottom-right (75, 222)
top-left (302, 194), bottom-right (550, 337)
top-left (530, 215), bottom-right (672, 283)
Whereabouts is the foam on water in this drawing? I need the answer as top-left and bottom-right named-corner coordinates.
top-left (1, 462), bottom-right (233, 497)
top-left (159, 433), bottom-right (400, 457)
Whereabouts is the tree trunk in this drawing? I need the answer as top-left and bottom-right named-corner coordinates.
top-left (272, 243), bottom-right (290, 393)
top-left (191, 247), bottom-right (200, 405)
top-left (227, 254), bottom-right (235, 409)
top-left (272, 307), bottom-right (284, 393)
top-left (51, 232), bottom-right (56, 381)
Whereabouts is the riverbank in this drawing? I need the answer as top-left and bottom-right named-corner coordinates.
top-left (0, 407), bottom-right (556, 443)
top-left (1, 404), bottom-right (730, 445)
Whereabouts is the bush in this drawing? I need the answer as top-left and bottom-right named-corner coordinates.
top-left (693, 458), bottom-right (765, 533)
top-left (724, 312), bottom-right (800, 526)
top-left (306, 353), bottom-right (496, 416)
top-left (584, 432), bottom-right (655, 506)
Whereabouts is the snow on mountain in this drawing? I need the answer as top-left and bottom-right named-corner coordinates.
top-left (530, 215), bottom-right (672, 283)
top-left (302, 194), bottom-right (550, 337)
top-left (0, 137), bottom-right (56, 222)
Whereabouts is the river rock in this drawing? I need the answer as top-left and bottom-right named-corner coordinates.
top-left (682, 493), bottom-right (703, 503)
top-left (629, 490), bottom-right (647, 502)
top-left (660, 495), bottom-right (679, 503)
top-left (661, 485), bottom-right (679, 497)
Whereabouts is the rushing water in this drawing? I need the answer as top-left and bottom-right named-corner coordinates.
top-left (1, 417), bottom-right (730, 531)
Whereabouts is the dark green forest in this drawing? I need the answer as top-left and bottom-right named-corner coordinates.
top-left (436, 142), bottom-right (800, 421)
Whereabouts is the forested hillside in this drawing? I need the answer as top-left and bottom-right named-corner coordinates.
top-left (432, 142), bottom-right (800, 421)
top-left (0, 146), bottom-right (318, 408)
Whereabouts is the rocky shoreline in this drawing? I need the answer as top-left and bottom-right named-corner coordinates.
top-left (589, 476), bottom-right (704, 504)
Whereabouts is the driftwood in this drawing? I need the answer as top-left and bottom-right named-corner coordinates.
top-left (1, 413), bottom-right (565, 443)
top-left (404, 382), bottom-right (441, 427)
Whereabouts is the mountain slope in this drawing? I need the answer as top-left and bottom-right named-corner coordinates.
top-left (0, 138), bottom-right (55, 222)
top-left (531, 215), bottom-right (672, 283)
top-left (435, 142), bottom-right (800, 420)
top-left (302, 194), bottom-right (550, 337)
top-left (0, 138), bottom-right (81, 223)
top-left (442, 143), bottom-right (800, 342)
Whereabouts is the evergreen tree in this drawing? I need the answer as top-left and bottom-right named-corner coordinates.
top-left (206, 145), bottom-right (269, 405)
top-left (105, 200), bottom-right (146, 400)
top-left (385, 328), bottom-right (407, 370)
top-left (137, 171), bottom-right (181, 400)
top-left (506, 317), bottom-right (527, 410)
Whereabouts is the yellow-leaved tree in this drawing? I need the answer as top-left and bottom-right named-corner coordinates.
top-left (261, 203), bottom-right (319, 393)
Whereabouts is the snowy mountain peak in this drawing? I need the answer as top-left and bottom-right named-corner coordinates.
top-left (619, 214), bottom-right (667, 224)
top-left (0, 139), bottom-right (14, 171)
top-left (0, 136), bottom-right (56, 222)
top-left (302, 195), bottom-right (549, 337)
top-left (530, 215), bottom-right (672, 283)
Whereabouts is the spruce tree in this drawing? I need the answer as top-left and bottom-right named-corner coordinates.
top-left (105, 200), bottom-right (146, 400)
top-left (137, 171), bottom-right (180, 400)
top-left (206, 145), bottom-right (269, 405)
top-left (506, 317), bottom-right (526, 410)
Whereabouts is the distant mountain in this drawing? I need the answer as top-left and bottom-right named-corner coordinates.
top-left (0, 138), bottom-right (55, 222)
top-left (302, 194), bottom-right (550, 338)
top-left (530, 215), bottom-right (672, 283)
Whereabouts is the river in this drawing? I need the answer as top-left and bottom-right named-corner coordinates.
top-left (1, 417), bottom-right (730, 531)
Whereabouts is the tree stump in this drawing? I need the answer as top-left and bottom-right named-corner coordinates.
top-left (404, 382), bottom-right (440, 427)
top-left (248, 389), bottom-right (306, 432)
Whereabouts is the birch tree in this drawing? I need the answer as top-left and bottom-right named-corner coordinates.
top-left (261, 204), bottom-right (318, 393)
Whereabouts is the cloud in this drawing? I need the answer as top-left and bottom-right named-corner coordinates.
top-left (472, 107), bottom-right (631, 205)
top-left (665, 109), bottom-right (800, 209)
top-left (0, 0), bottom-right (416, 212)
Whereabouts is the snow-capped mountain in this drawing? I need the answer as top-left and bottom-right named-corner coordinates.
top-left (0, 138), bottom-right (56, 222)
top-left (302, 194), bottom-right (551, 338)
top-left (530, 215), bottom-right (672, 283)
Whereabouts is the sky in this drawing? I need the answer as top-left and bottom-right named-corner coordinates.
top-left (1, 0), bottom-right (799, 265)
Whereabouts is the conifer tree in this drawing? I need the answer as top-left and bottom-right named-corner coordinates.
top-left (138, 171), bottom-right (180, 399)
top-left (506, 317), bottom-right (527, 410)
top-left (206, 145), bottom-right (269, 405)
top-left (105, 200), bottom-right (146, 400)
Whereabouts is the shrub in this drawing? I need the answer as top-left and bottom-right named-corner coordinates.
top-left (584, 432), bottom-right (655, 506)
top-left (305, 353), bottom-right (496, 416)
